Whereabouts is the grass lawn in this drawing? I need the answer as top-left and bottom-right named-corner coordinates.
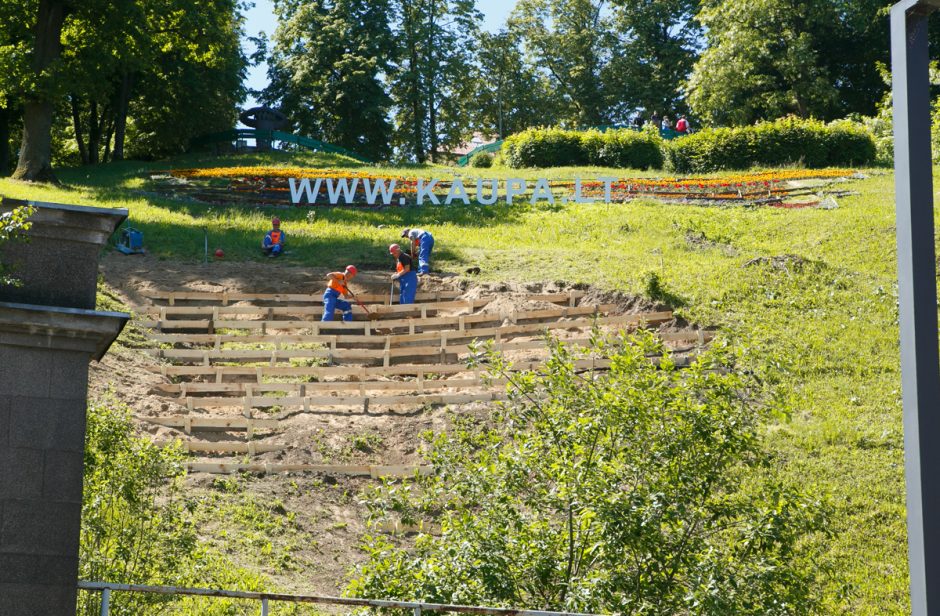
top-left (3, 152), bottom-right (913, 614)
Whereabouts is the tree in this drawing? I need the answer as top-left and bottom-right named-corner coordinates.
top-left (509, 0), bottom-right (613, 128)
top-left (606, 0), bottom-right (702, 119)
top-left (473, 30), bottom-right (560, 138)
top-left (264, 0), bottom-right (396, 161)
top-left (390, 0), bottom-right (481, 162)
top-left (13, 0), bottom-right (69, 182)
top-left (349, 334), bottom-right (829, 613)
top-left (686, 0), bottom-right (890, 126)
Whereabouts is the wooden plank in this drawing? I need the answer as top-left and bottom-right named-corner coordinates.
top-left (185, 462), bottom-right (433, 476)
top-left (146, 290), bottom-right (586, 306)
top-left (137, 304), bottom-right (619, 333)
top-left (182, 391), bottom-right (508, 410)
top-left (155, 440), bottom-right (285, 454)
top-left (147, 290), bottom-right (467, 304)
top-left (147, 312), bottom-right (675, 346)
top-left (155, 377), bottom-right (505, 395)
top-left (141, 293), bottom-right (585, 319)
top-left (137, 416), bottom-right (278, 431)
top-left (149, 357), bottom-right (614, 379)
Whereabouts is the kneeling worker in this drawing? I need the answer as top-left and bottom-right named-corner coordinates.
top-left (389, 244), bottom-right (417, 305)
top-left (322, 265), bottom-right (358, 321)
top-left (263, 217), bottom-right (285, 257)
top-left (401, 227), bottom-right (434, 274)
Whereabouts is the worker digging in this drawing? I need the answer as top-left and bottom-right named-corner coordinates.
top-left (401, 227), bottom-right (434, 274)
top-left (388, 243), bottom-right (417, 305)
top-left (321, 265), bottom-right (358, 321)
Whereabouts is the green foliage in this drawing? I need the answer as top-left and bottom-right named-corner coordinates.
top-left (473, 30), bottom-right (561, 139)
top-left (468, 151), bottom-right (493, 168)
top-left (687, 0), bottom-right (890, 126)
top-left (0, 203), bottom-right (32, 285)
top-left (349, 336), bottom-right (829, 613)
top-left (264, 0), bottom-right (395, 161)
top-left (664, 117), bottom-right (876, 173)
top-left (502, 127), bottom-right (664, 169)
top-left (390, 0), bottom-right (481, 163)
top-left (500, 127), bottom-right (656, 169)
top-left (78, 399), bottom-right (194, 615)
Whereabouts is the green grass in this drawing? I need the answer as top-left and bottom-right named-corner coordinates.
top-left (11, 152), bottom-right (913, 613)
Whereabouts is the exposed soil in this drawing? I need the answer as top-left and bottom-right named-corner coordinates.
top-left (90, 253), bottom-right (707, 595)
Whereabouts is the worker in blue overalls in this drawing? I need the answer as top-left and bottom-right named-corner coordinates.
top-left (401, 227), bottom-right (434, 274)
top-left (262, 216), bottom-right (285, 257)
top-left (322, 265), bottom-right (358, 321)
top-left (389, 244), bottom-right (417, 304)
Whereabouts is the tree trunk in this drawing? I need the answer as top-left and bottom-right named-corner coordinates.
top-left (0, 106), bottom-right (10, 176)
top-left (88, 100), bottom-right (100, 165)
top-left (112, 71), bottom-right (132, 161)
top-left (12, 0), bottom-right (67, 182)
top-left (425, 0), bottom-right (437, 162)
top-left (71, 96), bottom-right (88, 165)
top-left (102, 117), bottom-right (114, 163)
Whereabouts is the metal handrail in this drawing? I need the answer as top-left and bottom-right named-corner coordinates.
top-left (78, 581), bottom-right (604, 616)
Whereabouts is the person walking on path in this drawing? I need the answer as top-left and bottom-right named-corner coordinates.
top-left (389, 244), bottom-right (417, 304)
top-left (262, 216), bottom-right (285, 257)
top-left (401, 227), bottom-right (434, 274)
top-left (322, 265), bottom-right (358, 321)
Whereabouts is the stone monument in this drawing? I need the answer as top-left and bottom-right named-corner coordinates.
top-left (0, 198), bottom-right (128, 615)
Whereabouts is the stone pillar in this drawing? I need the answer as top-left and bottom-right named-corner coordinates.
top-left (0, 199), bottom-right (128, 615)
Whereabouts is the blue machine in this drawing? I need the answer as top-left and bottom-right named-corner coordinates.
top-left (116, 226), bottom-right (145, 255)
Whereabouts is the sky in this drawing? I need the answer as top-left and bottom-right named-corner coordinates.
top-left (241, 0), bottom-right (515, 107)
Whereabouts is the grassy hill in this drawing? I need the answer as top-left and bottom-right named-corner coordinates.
top-left (5, 153), bottom-right (912, 614)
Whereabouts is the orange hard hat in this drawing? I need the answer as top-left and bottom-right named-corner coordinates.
top-left (345, 265), bottom-right (358, 275)
top-left (389, 243), bottom-right (400, 254)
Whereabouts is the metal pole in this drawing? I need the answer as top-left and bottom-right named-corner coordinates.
top-left (261, 597), bottom-right (270, 615)
top-left (892, 1), bottom-right (940, 613)
top-left (100, 588), bottom-right (111, 616)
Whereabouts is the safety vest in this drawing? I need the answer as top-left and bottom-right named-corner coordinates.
top-left (269, 230), bottom-right (283, 244)
top-left (328, 274), bottom-right (349, 295)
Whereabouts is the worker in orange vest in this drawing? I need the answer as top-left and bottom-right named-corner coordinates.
top-left (389, 244), bottom-right (417, 304)
top-left (262, 216), bottom-right (285, 257)
top-left (322, 265), bottom-right (358, 321)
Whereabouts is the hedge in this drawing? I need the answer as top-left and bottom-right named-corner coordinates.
top-left (663, 117), bottom-right (876, 173)
top-left (500, 118), bottom-right (876, 172)
top-left (502, 127), bottom-right (664, 169)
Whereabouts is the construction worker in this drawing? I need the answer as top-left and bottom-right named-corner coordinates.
top-left (389, 244), bottom-right (417, 304)
top-left (262, 216), bottom-right (285, 257)
top-left (322, 265), bottom-right (358, 321)
top-left (401, 228), bottom-right (434, 274)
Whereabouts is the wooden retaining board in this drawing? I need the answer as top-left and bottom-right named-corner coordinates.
top-left (141, 292), bottom-right (584, 319)
top-left (149, 357), bottom-right (615, 380)
top-left (148, 290), bottom-right (468, 306)
top-left (137, 304), bottom-right (619, 333)
top-left (146, 312), bottom-right (675, 347)
top-left (180, 390), bottom-right (509, 410)
top-left (186, 462), bottom-right (434, 477)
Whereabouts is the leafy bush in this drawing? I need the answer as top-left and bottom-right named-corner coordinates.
top-left (503, 127), bottom-right (663, 169)
top-left (503, 127), bottom-right (588, 168)
top-left (469, 152), bottom-right (494, 168)
top-left (349, 335), bottom-right (829, 614)
top-left (664, 117), bottom-right (877, 173)
top-left (0, 204), bottom-right (34, 286)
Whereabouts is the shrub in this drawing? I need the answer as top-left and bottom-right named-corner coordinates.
top-left (503, 127), bottom-right (664, 169)
top-left (503, 127), bottom-right (589, 168)
top-left (469, 152), bottom-right (493, 168)
top-left (665, 117), bottom-right (877, 173)
top-left (349, 335), bottom-right (829, 614)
